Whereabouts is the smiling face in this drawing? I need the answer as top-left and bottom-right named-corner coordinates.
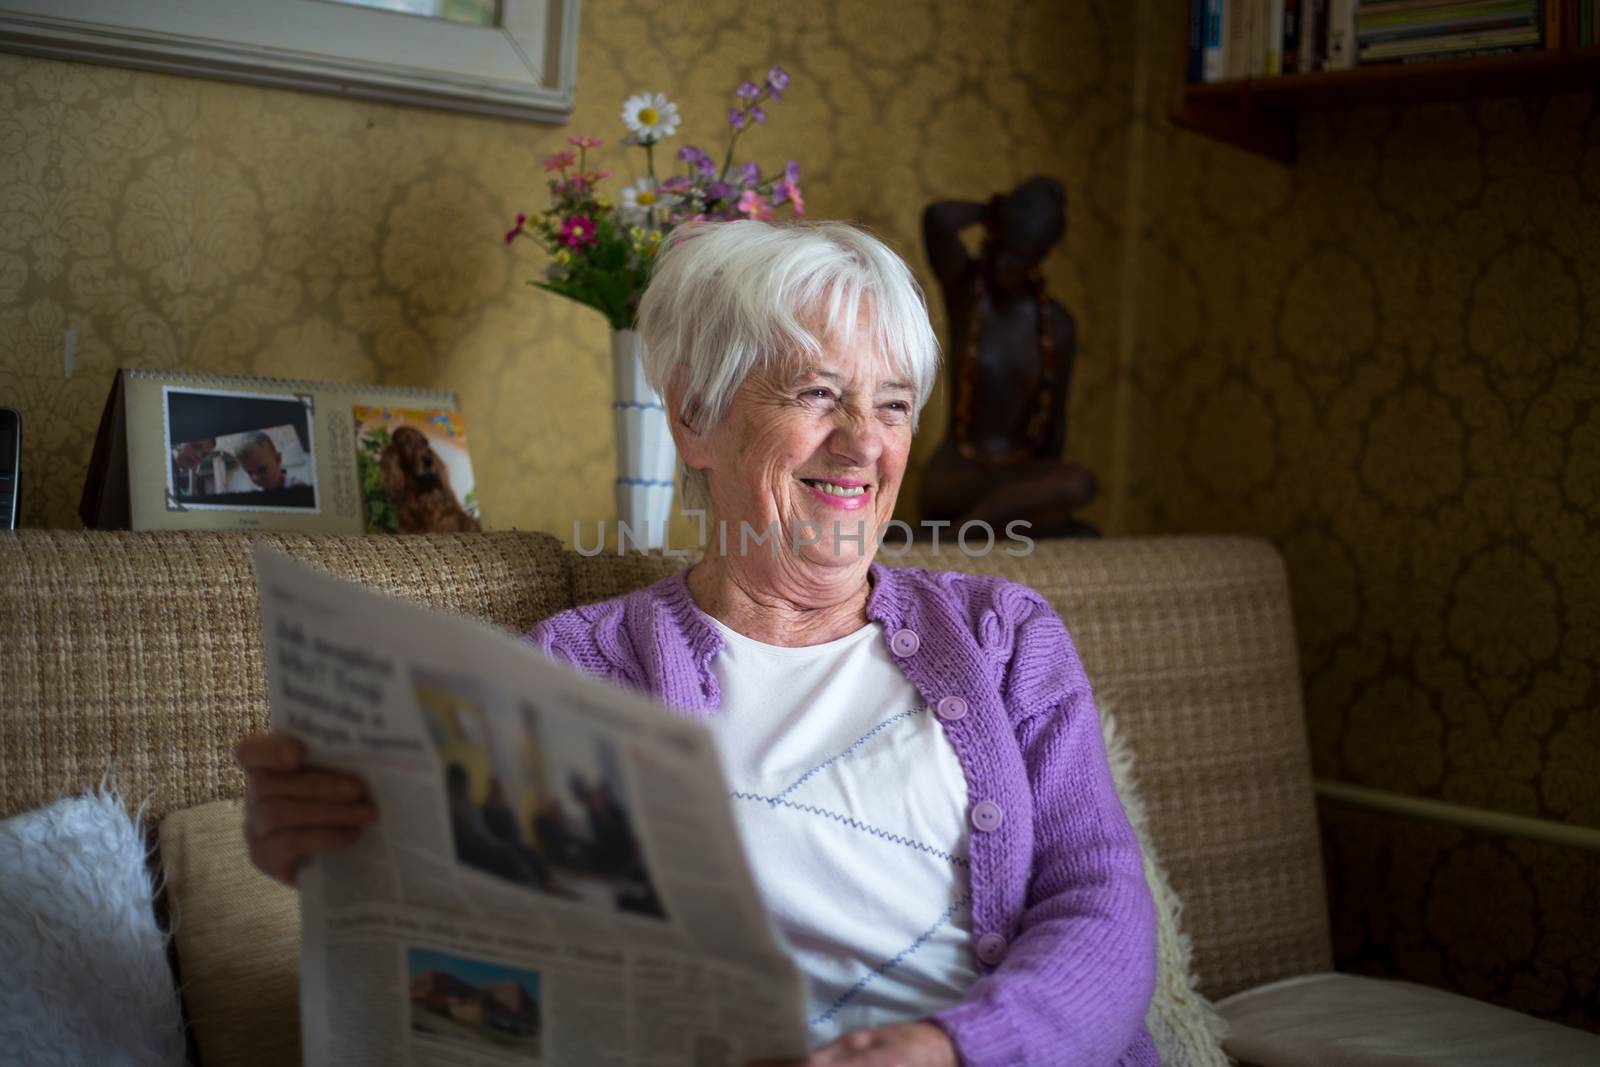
top-left (673, 331), bottom-right (915, 588)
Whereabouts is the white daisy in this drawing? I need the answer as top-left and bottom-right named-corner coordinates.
top-left (619, 92), bottom-right (680, 142)
top-left (619, 177), bottom-right (670, 225)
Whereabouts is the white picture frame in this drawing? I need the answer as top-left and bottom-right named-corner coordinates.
top-left (0, 0), bottom-right (580, 123)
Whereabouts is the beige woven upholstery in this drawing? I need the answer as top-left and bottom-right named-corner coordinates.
top-left (0, 529), bottom-right (1330, 1003)
top-left (0, 530), bottom-right (569, 822)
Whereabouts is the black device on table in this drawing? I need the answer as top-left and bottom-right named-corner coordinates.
top-left (0, 408), bottom-right (19, 529)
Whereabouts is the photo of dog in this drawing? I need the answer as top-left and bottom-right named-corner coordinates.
top-left (382, 426), bottom-right (480, 533)
top-left (353, 406), bottom-right (481, 534)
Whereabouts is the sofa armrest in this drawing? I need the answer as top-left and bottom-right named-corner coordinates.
top-left (1217, 973), bottom-right (1600, 1066)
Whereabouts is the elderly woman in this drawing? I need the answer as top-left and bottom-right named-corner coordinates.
top-left (238, 221), bottom-right (1157, 1067)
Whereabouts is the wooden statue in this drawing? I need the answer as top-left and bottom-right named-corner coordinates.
top-left (920, 176), bottom-right (1098, 539)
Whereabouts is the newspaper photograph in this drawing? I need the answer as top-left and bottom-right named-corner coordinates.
top-left (254, 545), bottom-right (809, 1067)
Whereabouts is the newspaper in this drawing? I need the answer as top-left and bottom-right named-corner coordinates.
top-left (254, 546), bottom-right (809, 1067)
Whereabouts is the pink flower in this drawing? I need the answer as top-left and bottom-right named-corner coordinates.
top-left (737, 188), bottom-right (773, 221)
top-left (543, 150), bottom-right (577, 172)
top-left (503, 211), bottom-right (528, 245)
top-left (774, 179), bottom-right (805, 217)
top-left (567, 135), bottom-right (602, 149)
top-left (559, 215), bottom-right (598, 249)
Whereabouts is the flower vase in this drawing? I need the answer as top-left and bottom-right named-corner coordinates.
top-left (610, 329), bottom-right (676, 549)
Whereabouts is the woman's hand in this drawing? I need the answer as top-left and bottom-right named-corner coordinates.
top-left (237, 733), bottom-right (376, 886)
top-left (748, 1022), bottom-right (958, 1067)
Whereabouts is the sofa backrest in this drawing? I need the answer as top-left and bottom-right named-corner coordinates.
top-left (0, 529), bottom-right (1330, 998)
top-left (0, 531), bottom-right (571, 823)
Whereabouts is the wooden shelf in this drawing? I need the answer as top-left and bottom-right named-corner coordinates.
top-left (1172, 46), bottom-right (1600, 164)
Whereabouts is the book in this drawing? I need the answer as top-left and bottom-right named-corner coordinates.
top-left (1268, 0), bottom-right (1287, 72)
top-left (1360, 24), bottom-right (1540, 56)
top-left (1327, 0), bottom-right (1359, 67)
top-left (1359, 15), bottom-right (1541, 44)
top-left (1205, 0), bottom-right (1226, 81)
top-left (1189, 0), bottom-right (1206, 80)
top-left (1250, 0), bottom-right (1268, 75)
top-left (80, 368), bottom-right (480, 534)
top-left (1284, 0), bottom-right (1302, 72)
top-left (1301, 0), bottom-right (1328, 70)
top-left (1226, 0), bottom-right (1255, 78)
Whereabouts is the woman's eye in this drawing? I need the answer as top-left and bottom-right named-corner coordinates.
top-left (801, 388), bottom-right (834, 401)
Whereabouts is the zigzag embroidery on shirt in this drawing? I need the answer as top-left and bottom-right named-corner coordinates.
top-left (774, 705), bottom-right (930, 802)
top-left (729, 792), bottom-right (970, 868)
top-left (810, 893), bottom-right (974, 1026)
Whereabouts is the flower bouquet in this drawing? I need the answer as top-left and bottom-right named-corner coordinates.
top-left (505, 68), bottom-right (804, 546)
top-left (505, 66), bottom-right (803, 330)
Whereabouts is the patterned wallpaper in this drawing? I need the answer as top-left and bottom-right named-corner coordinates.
top-left (0, 0), bottom-right (1132, 543)
top-left (1120, 4), bottom-right (1599, 1032)
top-left (2, 0), bottom-right (1595, 1033)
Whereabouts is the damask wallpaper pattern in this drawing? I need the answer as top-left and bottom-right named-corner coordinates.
top-left (2, 0), bottom-right (1595, 1034)
top-left (0, 0), bottom-right (1135, 544)
top-left (1121, 5), bottom-right (1598, 1031)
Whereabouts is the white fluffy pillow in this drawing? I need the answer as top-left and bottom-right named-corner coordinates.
top-left (0, 788), bottom-right (187, 1067)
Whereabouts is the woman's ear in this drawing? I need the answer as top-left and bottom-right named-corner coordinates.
top-left (665, 365), bottom-right (713, 471)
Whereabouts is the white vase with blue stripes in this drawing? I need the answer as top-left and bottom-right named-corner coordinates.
top-left (611, 328), bottom-right (675, 549)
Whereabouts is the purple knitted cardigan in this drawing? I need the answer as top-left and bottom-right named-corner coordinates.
top-left (528, 563), bottom-right (1159, 1067)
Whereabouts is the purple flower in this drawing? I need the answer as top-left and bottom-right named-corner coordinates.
top-left (696, 155), bottom-right (718, 176)
top-left (767, 66), bottom-right (790, 91)
top-left (660, 176), bottom-right (693, 193)
top-left (785, 160), bottom-right (800, 183)
top-left (676, 145), bottom-right (703, 162)
top-left (735, 80), bottom-right (761, 101)
top-left (768, 88), bottom-right (783, 102)
top-left (749, 106), bottom-right (767, 125)
top-left (707, 181), bottom-right (735, 203)
top-left (503, 211), bottom-right (527, 245)
top-left (740, 161), bottom-right (760, 186)
top-left (728, 108), bottom-right (747, 130)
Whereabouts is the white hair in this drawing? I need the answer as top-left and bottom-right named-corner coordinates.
top-left (636, 220), bottom-right (940, 510)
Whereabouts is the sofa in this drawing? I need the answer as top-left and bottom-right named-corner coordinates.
top-left (3, 529), bottom-right (1592, 1066)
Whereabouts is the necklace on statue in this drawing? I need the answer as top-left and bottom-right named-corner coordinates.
top-left (952, 264), bottom-right (1059, 465)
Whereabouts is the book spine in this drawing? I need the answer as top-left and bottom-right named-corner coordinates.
top-left (1360, 16), bottom-right (1542, 44)
top-left (1204, 0), bottom-right (1227, 79)
top-left (1268, 0), bottom-right (1286, 71)
top-left (1360, 3), bottom-right (1540, 30)
top-left (1361, 26), bottom-right (1540, 55)
top-left (1189, 0), bottom-right (1206, 80)
top-left (1248, 0), bottom-right (1260, 75)
top-left (1226, 0), bottom-right (1253, 77)
top-left (1327, 0), bottom-right (1358, 66)
top-left (1304, 0), bottom-right (1328, 70)
top-left (1284, 0), bottom-right (1301, 70)
top-left (1374, 41), bottom-right (1537, 60)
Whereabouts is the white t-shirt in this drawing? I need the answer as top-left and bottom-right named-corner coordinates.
top-left (702, 616), bottom-right (978, 1043)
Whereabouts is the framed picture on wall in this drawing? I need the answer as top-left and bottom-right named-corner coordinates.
top-left (0, 0), bottom-right (579, 123)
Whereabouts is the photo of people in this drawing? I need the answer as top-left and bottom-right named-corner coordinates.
top-left (413, 672), bottom-right (666, 920)
top-left (408, 947), bottom-right (541, 1059)
top-left (353, 406), bottom-right (479, 534)
top-left (164, 387), bottom-right (317, 512)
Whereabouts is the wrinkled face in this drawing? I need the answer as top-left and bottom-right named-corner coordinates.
top-left (240, 443), bottom-right (285, 490)
top-left (680, 334), bottom-right (915, 573)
